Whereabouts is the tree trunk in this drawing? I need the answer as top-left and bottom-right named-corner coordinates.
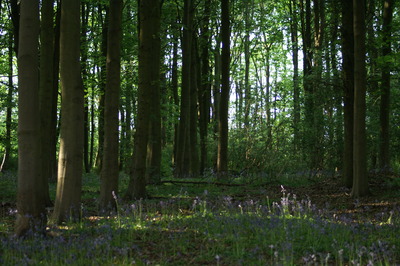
top-left (217, 0), bottom-right (230, 175)
top-left (15, 0), bottom-right (46, 237)
top-left (125, 0), bottom-right (161, 199)
top-left (10, 0), bottom-right (19, 55)
top-left (171, 18), bottom-right (179, 166)
top-left (1, 30), bottom-right (14, 172)
top-left (81, 2), bottom-right (91, 173)
top-left (352, 0), bottom-right (368, 197)
top-left (300, 0), bottom-right (315, 168)
top-left (341, 0), bottom-right (354, 188)
top-left (99, 0), bottom-right (123, 211)
top-left (175, 0), bottom-right (194, 178)
top-left (51, 0), bottom-right (84, 223)
top-left (95, 5), bottom-right (109, 173)
top-left (146, 0), bottom-right (163, 184)
top-left (146, 1), bottom-right (163, 184)
top-left (379, 0), bottom-right (393, 170)
top-left (198, 0), bottom-right (211, 175)
top-left (189, 35), bottom-right (200, 176)
top-left (39, 0), bottom-right (55, 207)
top-left (289, 0), bottom-right (300, 149)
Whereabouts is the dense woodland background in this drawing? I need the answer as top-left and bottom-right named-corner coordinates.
top-left (0, 0), bottom-right (399, 236)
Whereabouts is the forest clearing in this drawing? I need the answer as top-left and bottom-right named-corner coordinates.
top-left (1, 171), bottom-right (400, 265)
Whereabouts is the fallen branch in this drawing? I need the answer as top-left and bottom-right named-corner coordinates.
top-left (160, 180), bottom-right (245, 187)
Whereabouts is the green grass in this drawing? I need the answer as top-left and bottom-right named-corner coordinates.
top-left (0, 172), bottom-right (399, 265)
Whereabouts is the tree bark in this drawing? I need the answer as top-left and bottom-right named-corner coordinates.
top-left (217, 0), bottom-right (230, 175)
top-left (95, 5), bottom-right (109, 173)
top-left (10, 0), bottom-right (19, 55)
top-left (15, 0), bottom-right (46, 237)
top-left (175, 0), bottom-right (194, 178)
top-left (81, 2), bottom-right (91, 173)
top-left (146, 1), bottom-right (163, 184)
top-left (125, 0), bottom-right (161, 199)
top-left (1, 30), bottom-right (14, 172)
top-left (189, 35), bottom-right (200, 176)
top-left (99, 0), bottom-right (123, 211)
top-left (39, 0), bottom-right (55, 207)
top-left (51, 0), bottom-right (84, 223)
top-left (289, 0), bottom-right (300, 149)
top-left (341, 0), bottom-right (354, 188)
top-left (379, 0), bottom-right (393, 170)
top-left (352, 0), bottom-right (368, 197)
top-left (198, 0), bottom-right (211, 175)
top-left (300, 0), bottom-right (315, 168)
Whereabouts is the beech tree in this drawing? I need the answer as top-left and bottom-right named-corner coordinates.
top-left (125, 0), bottom-right (162, 199)
top-left (341, 0), bottom-right (354, 188)
top-left (175, 0), bottom-right (194, 178)
top-left (51, 0), bottom-right (85, 223)
top-left (39, 0), bottom-right (56, 207)
top-left (99, 0), bottom-right (123, 211)
top-left (352, 0), bottom-right (368, 197)
top-left (15, 0), bottom-right (46, 237)
top-left (379, 0), bottom-right (394, 170)
top-left (217, 0), bottom-right (230, 175)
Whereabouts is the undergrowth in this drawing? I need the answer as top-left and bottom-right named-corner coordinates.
top-left (0, 172), bottom-right (399, 265)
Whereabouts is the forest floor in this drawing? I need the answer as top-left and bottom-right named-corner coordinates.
top-left (264, 172), bottom-right (400, 224)
top-left (1, 171), bottom-right (400, 265)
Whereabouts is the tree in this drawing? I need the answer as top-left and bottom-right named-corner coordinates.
top-left (175, 0), bottom-right (194, 178)
top-left (289, 0), bottom-right (300, 148)
top-left (1, 25), bottom-right (14, 173)
top-left (379, 0), bottom-right (393, 170)
top-left (94, 4), bottom-right (109, 173)
top-left (125, 0), bottom-right (161, 199)
top-left (15, 0), bottom-right (46, 236)
top-left (341, 0), bottom-right (354, 188)
top-left (51, 0), bottom-right (85, 223)
top-left (352, 0), bottom-right (368, 197)
top-left (217, 0), bottom-right (230, 174)
top-left (99, 0), bottom-right (123, 211)
top-left (300, 0), bottom-right (315, 168)
top-left (198, 0), bottom-right (212, 175)
top-left (39, 0), bottom-right (56, 207)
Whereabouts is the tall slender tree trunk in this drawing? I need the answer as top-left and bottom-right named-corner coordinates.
top-left (39, 0), bottom-right (55, 207)
top-left (217, 0), bottom-right (230, 175)
top-left (99, 0), bottom-right (123, 211)
top-left (352, 0), bottom-right (368, 197)
top-left (175, 0), bottom-right (194, 178)
top-left (189, 35), bottom-right (200, 176)
top-left (50, 1), bottom-right (61, 182)
top-left (95, 5), bottom-right (109, 172)
top-left (198, 0), bottom-right (211, 175)
top-left (15, 0), bottom-right (46, 237)
top-left (379, 0), bottom-right (393, 170)
top-left (51, 0), bottom-right (84, 223)
top-left (341, 0), bottom-right (354, 188)
top-left (146, 1), bottom-right (163, 184)
top-left (243, 0), bottom-right (251, 129)
top-left (10, 0), bottom-right (19, 55)
top-left (1, 30), bottom-right (14, 172)
top-left (289, 0), bottom-right (300, 149)
top-left (81, 2), bottom-right (91, 173)
top-left (300, 0), bottom-right (314, 168)
top-left (212, 40), bottom-right (221, 159)
top-left (312, 0), bottom-right (325, 169)
top-left (125, 0), bottom-right (161, 199)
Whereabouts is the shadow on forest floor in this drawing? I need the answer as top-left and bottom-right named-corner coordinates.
top-left (1, 171), bottom-right (400, 264)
